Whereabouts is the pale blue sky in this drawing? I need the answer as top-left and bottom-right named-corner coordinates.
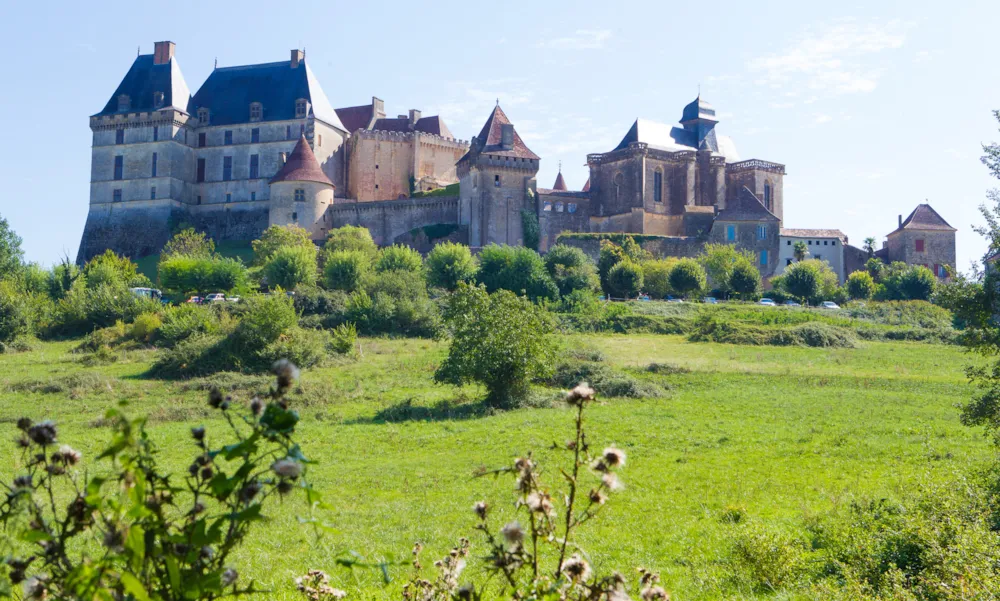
top-left (1, 0), bottom-right (997, 268)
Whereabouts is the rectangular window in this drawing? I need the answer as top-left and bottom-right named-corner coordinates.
top-left (150, 186), bottom-right (156, 200)
top-left (787, 240), bottom-right (791, 245)
top-left (198, 133), bottom-right (206, 148)
top-left (113, 155), bottom-right (123, 180)
top-left (224, 130), bottom-right (233, 145)
top-left (113, 189), bottom-right (122, 202)
top-left (300, 124), bottom-right (305, 136)
top-left (823, 240), bottom-right (828, 246)
top-left (832, 241), bottom-right (837, 246)
top-left (786, 258), bottom-right (793, 266)
top-left (286, 125), bottom-right (292, 140)
top-left (116, 128), bottom-right (124, 144)
top-left (318, 134), bottom-right (323, 147)
top-left (814, 254), bottom-right (822, 261)
top-left (151, 152), bottom-right (157, 177)
top-left (222, 156), bottom-right (232, 181)
top-left (197, 158), bottom-right (206, 183)
top-left (226, 193), bottom-right (232, 203)
top-left (760, 250), bottom-right (768, 267)
top-left (757, 225), bottom-right (767, 240)
top-left (249, 154), bottom-right (259, 179)
top-left (915, 239), bottom-right (925, 252)
top-left (292, 212), bottom-right (298, 221)
top-left (197, 195), bottom-right (202, 205)
top-left (153, 126), bottom-right (159, 141)
top-left (251, 128), bottom-right (260, 143)
top-left (294, 189), bottom-right (305, 202)
top-left (653, 170), bottom-right (663, 202)
top-left (250, 192), bottom-right (256, 201)
top-left (726, 224), bottom-right (735, 242)
top-left (494, 174), bottom-right (501, 187)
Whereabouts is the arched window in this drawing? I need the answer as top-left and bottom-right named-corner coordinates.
top-left (117, 95), bottom-right (130, 112)
top-left (763, 182), bottom-right (773, 211)
top-left (249, 102), bottom-right (262, 122)
top-left (198, 108), bottom-right (209, 125)
top-left (152, 91), bottom-right (164, 109)
top-left (295, 98), bottom-right (308, 118)
top-left (653, 169), bottom-right (663, 203)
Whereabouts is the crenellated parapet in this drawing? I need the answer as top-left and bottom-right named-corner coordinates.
top-left (349, 128), bottom-right (468, 148)
top-left (726, 159), bottom-right (786, 174)
top-left (89, 109), bottom-right (191, 132)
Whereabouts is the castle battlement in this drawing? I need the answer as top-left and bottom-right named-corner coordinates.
top-left (350, 128), bottom-right (468, 148)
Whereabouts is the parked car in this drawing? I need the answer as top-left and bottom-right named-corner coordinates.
top-left (702, 297), bottom-right (719, 304)
top-left (129, 287), bottom-right (162, 301)
top-left (758, 298), bottom-right (776, 306)
top-left (784, 300), bottom-right (801, 307)
top-left (226, 296), bottom-right (241, 303)
top-left (637, 294), bottom-right (651, 301)
top-left (666, 296), bottom-right (684, 303)
top-left (185, 296), bottom-right (203, 304)
top-left (821, 301), bottom-right (840, 309)
top-left (205, 293), bottom-right (227, 303)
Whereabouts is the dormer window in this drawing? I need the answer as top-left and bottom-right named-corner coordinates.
top-left (117, 95), bottom-right (130, 112)
top-left (249, 102), bottom-right (262, 122)
top-left (295, 98), bottom-right (308, 118)
top-left (152, 91), bottom-right (165, 109)
top-left (198, 108), bottom-right (209, 125)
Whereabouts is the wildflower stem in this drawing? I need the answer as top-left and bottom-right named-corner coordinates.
top-left (556, 400), bottom-right (585, 577)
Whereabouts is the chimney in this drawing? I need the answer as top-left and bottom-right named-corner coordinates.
top-left (372, 96), bottom-right (385, 119)
top-left (408, 109), bottom-right (422, 127)
top-left (501, 124), bottom-right (514, 150)
top-left (898, 214), bottom-right (902, 228)
top-left (153, 41), bottom-right (175, 65)
top-left (290, 49), bottom-right (304, 68)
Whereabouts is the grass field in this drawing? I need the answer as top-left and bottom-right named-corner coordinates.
top-left (0, 335), bottom-right (988, 600)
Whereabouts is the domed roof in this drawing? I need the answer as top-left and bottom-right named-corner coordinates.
top-left (270, 135), bottom-right (334, 186)
top-left (680, 95), bottom-right (718, 123)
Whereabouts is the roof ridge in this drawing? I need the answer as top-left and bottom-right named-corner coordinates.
top-left (214, 60), bottom-right (292, 72)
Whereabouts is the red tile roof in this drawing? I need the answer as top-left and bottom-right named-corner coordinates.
top-left (581, 177), bottom-right (590, 192)
top-left (552, 171), bottom-right (568, 191)
top-left (270, 136), bottom-right (334, 186)
top-left (334, 104), bottom-right (375, 132)
top-left (466, 104), bottom-right (539, 160)
top-left (892, 203), bottom-right (956, 233)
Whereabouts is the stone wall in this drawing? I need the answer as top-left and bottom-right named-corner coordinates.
top-left (346, 130), bottom-right (468, 202)
top-left (77, 199), bottom-right (185, 263)
top-left (537, 191), bottom-right (590, 252)
top-left (886, 229), bottom-right (956, 278)
top-left (325, 195), bottom-right (460, 246)
top-left (709, 219), bottom-right (780, 276)
top-left (553, 234), bottom-right (704, 263)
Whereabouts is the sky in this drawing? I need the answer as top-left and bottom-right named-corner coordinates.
top-left (1, 0), bottom-right (998, 270)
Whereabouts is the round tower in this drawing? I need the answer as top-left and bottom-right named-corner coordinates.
top-left (269, 135), bottom-right (335, 239)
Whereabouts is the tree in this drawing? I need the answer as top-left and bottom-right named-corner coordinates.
top-left (161, 228), bottom-right (215, 260)
top-left (881, 263), bottom-right (935, 301)
top-left (477, 244), bottom-right (558, 302)
top-left (521, 210), bottom-right (540, 251)
top-left (597, 236), bottom-right (647, 295)
top-left (641, 258), bottom-right (678, 299)
top-left (865, 257), bottom-right (885, 282)
top-left (846, 270), bottom-right (876, 300)
top-left (374, 244), bottom-right (423, 273)
top-left (83, 250), bottom-right (146, 289)
top-left (323, 250), bottom-right (369, 292)
top-left (792, 241), bottom-right (808, 262)
top-left (863, 237), bottom-right (877, 259)
top-left (0, 214), bottom-right (24, 281)
top-left (699, 244), bottom-right (755, 296)
top-left (668, 258), bottom-right (706, 297)
top-left (783, 260), bottom-right (822, 302)
top-left (606, 261), bottom-right (644, 299)
top-left (426, 242), bottom-right (478, 291)
top-left (252, 225), bottom-right (315, 267)
top-left (263, 245), bottom-right (318, 290)
top-left (729, 258), bottom-right (762, 299)
top-left (48, 258), bottom-right (81, 300)
top-left (323, 225), bottom-right (377, 257)
top-left (544, 244), bottom-right (599, 297)
top-left (157, 255), bottom-right (249, 298)
top-left (435, 283), bottom-right (554, 408)
top-left (0, 279), bottom-right (32, 344)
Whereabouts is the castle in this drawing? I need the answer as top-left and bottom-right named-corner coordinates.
top-left (78, 42), bottom-right (956, 282)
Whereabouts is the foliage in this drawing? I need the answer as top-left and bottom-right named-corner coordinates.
top-left (84, 250), bottom-right (149, 289)
top-left (263, 245), bottom-right (318, 290)
top-left (158, 255), bottom-right (249, 298)
top-left (597, 236), bottom-right (647, 295)
top-left (730, 523), bottom-right (806, 592)
top-left (329, 323), bottom-right (357, 355)
top-left (47, 281), bottom-right (163, 338)
top-left (792, 240), bottom-right (809, 262)
top-left (161, 227), bottom-right (216, 260)
top-left (19, 263), bottom-right (50, 296)
top-left (783, 260), bottom-right (822, 302)
top-left (641, 258), bottom-right (678, 299)
top-left (668, 258), bottom-right (706, 297)
top-left (0, 213), bottom-right (24, 280)
top-left (847, 270), bottom-right (877, 300)
top-left (252, 225), bottom-right (315, 267)
top-left (880, 262), bottom-right (936, 301)
top-left (544, 244), bottom-right (599, 297)
top-left (0, 367), bottom-right (319, 601)
top-left (728, 258), bottom-right (762, 300)
top-left (425, 242), bottom-right (478, 291)
top-left (541, 358), bottom-right (663, 399)
top-left (689, 313), bottom-right (858, 348)
top-left (863, 237), bottom-right (877, 258)
top-left (373, 244), bottom-right (423, 274)
top-left (48, 258), bottom-right (82, 300)
top-left (0, 279), bottom-right (32, 344)
top-left (477, 245), bottom-right (559, 302)
top-left (158, 304), bottom-right (229, 347)
top-left (605, 260), bottom-right (644, 299)
top-left (323, 225), bottom-right (377, 258)
top-left (129, 311), bottom-right (162, 343)
top-left (520, 209), bottom-right (540, 251)
top-left (435, 284), bottom-right (555, 407)
top-left (866, 257), bottom-right (885, 282)
top-left (322, 251), bottom-right (370, 292)
top-left (699, 244), bottom-right (754, 295)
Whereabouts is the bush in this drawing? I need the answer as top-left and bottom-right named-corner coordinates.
top-left (293, 286), bottom-right (349, 317)
top-left (329, 322), bottom-right (357, 355)
top-left (263, 245), bottom-right (318, 290)
top-left (323, 250), bottom-right (369, 292)
top-left (783, 260), bottom-right (822, 302)
top-left (731, 523), bottom-right (807, 591)
top-left (544, 244), bottom-right (599, 297)
top-left (729, 258), bottom-right (762, 299)
top-left (847, 270), bottom-right (876, 300)
top-left (641, 259), bottom-right (677, 299)
top-left (426, 242), bottom-right (478, 290)
top-left (158, 304), bottom-right (226, 347)
top-left (700, 244), bottom-right (755, 295)
top-left (435, 284), bottom-right (555, 408)
top-left (689, 314), bottom-right (857, 348)
top-left (129, 312), bottom-right (162, 342)
top-left (598, 236), bottom-right (648, 295)
top-left (881, 262), bottom-right (936, 301)
top-left (230, 293), bottom-right (298, 351)
top-left (668, 258), bottom-right (706, 297)
top-left (0, 279), bottom-right (32, 343)
top-left (323, 224), bottom-right (377, 257)
top-left (542, 359), bottom-right (663, 399)
top-left (161, 228), bottom-right (215, 260)
top-left (48, 282), bottom-right (163, 338)
top-left (374, 244), bottom-right (423, 273)
top-left (477, 244), bottom-right (559, 302)
top-left (606, 260), bottom-right (644, 299)
top-left (158, 255), bottom-right (249, 298)
top-left (83, 250), bottom-right (148, 289)
top-left (252, 224), bottom-right (314, 266)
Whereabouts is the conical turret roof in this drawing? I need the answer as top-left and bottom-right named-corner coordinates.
top-left (270, 136), bottom-right (334, 186)
top-left (553, 170), bottom-right (568, 191)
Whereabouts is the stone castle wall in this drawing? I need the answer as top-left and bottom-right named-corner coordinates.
top-left (325, 195), bottom-right (460, 246)
top-left (554, 234), bottom-right (704, 263)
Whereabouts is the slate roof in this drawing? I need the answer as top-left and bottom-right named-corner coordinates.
top-left (191, 60), bottom-right (345, 130)
top-left (780, 228), bottom-right (848, 243)
top-left (270, 136), bottom-right (334, 186)
top-left (891, 204), bottom-right (957, 233)
top-left (715, 187), bottom-right (779, 222)
top-left (681, 95), bottom-right (718, 123)
top-left (552, 171), bottom-right (568, 191)
top-left (612, 118), bottom-right (740, 162)
top-left (461, 105), bottom-right (540, 161)
top-left (334, 104), bottom-right (375, 132)
top-left (95, 54), bottom-right (192, 116)
top-left (371, 115), bottom-right (455, 138)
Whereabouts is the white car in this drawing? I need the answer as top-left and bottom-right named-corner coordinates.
top-left (204, 293), bottom-right (227, 303)
top-left (821, 301), bottom-right (840, 309)
top-left (758, 298), bottom-right (776, 306)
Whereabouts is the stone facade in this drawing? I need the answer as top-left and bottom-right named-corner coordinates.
top-left (346, 129), bottom-right (467, 201)
top-left (880, 204), bottom-right (957, 279)
top-left (776, 230), bottom-right (849, 283)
